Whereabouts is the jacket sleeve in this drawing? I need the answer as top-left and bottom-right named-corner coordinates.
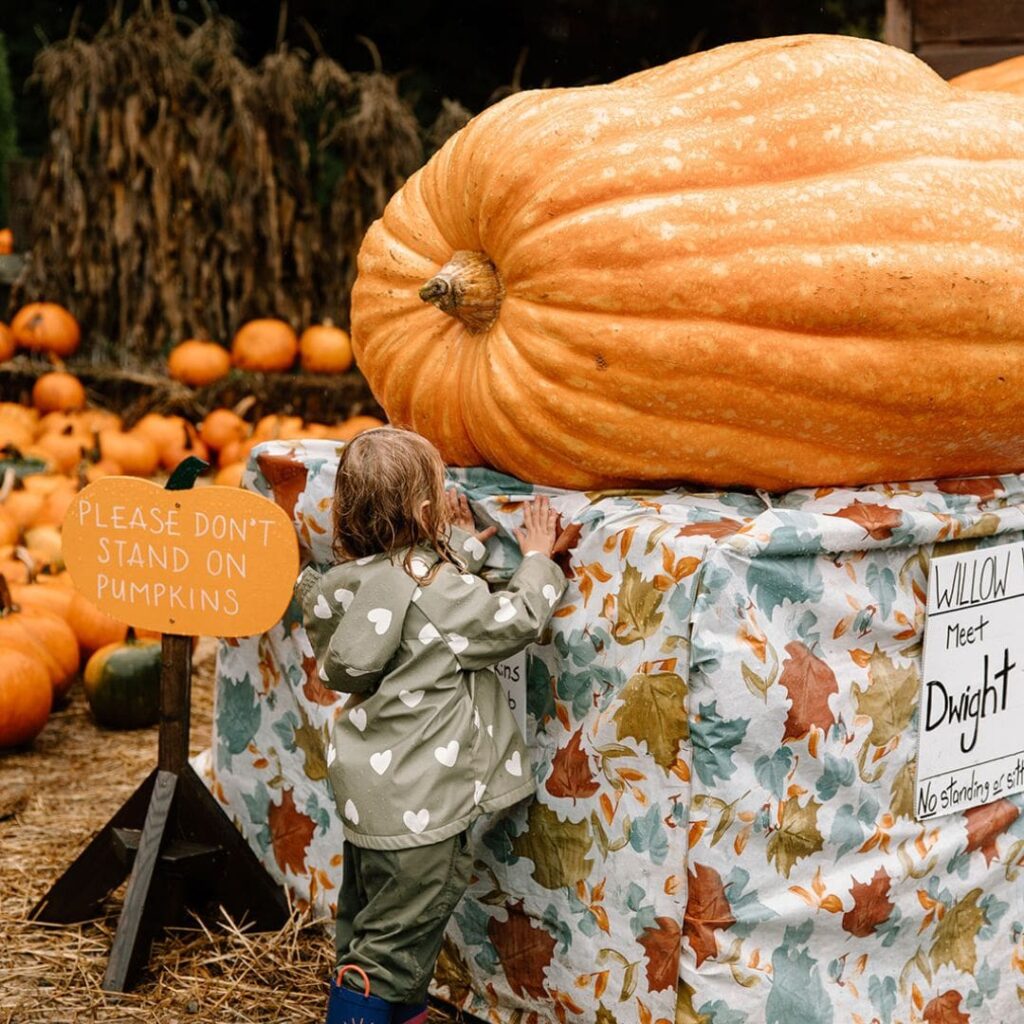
top-left (449, 525), bottom-right (488, 574)
top-left (300, 568), bottom-right (414, 694)
top-left (424, 553), bottom-right (566, 670)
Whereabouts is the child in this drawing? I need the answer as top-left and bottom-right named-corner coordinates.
top-left (296, 427), bottom-right (567, 1024)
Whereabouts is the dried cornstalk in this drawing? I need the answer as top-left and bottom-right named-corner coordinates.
top-left (10, 8), bottom-right (460, 368)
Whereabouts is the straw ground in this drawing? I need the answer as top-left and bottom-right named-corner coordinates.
top-left (0, 639), bottom-right (458, 1023)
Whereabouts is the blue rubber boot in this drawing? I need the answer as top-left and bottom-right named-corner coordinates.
top-left (392, 1002), bottom-right (429, 1024)
top-left (326, 966), bottom-right (391, 1024)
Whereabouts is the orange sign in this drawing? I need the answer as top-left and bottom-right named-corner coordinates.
top-left (63, 477), bottom-right (299, 637)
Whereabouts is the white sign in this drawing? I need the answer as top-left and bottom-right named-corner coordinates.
top-left (915, 541), bottom-right (1024, 820)
top-left (494, 651), bottom-right (527, 739)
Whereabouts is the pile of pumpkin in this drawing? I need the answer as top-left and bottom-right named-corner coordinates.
top-left (0, 394), bottom-right (383, 752)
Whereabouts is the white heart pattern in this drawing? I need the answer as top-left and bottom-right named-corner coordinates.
top-left (367, 607), bottom-right (392, 635)
top-left (370, 750), bottom-right (392, 775)
top-left (473, 781), bottom-right (487, 805)
top-left (462, 535), bottom-right (486, 560)
top-left (473, 708), bottom-right (481, 730)
top-left (434, 740), bottom-right (459, 767)
top-left (418, 623), bottom-right (441, 645)
top-left (326, 741), bottom-right (337, 767)
top-left (505, 751), bottom-right (522, 777)
top-left (313, 594), bottom-right (331, 619)
top-left (318, 663), bottom-right (329, 681)
top-left (403, 808), bottom-right (430, 834)
top-left (356, 555), bottom-right (376, 565)
top-left (349, 707), bottom-right (367, 732)
top-left (333, 587), bottom-right (355, 610)
top-left (399, 689), bottom-right (424, 708)
top-left (487, 724), bottom-right (494, 738)
top-left (446, 632), bottom-right (469, 654)
top-left (494, 596), bottom-right (516, 623)
top-left (343, 799), bottom-right (359, 824)
top-left (412, 587), bottom-right (422, 602)
top-left (542, 584), bottom-right (559, 608)
top-left (460, 574), bottom-right (475, 586)
top-left (410, 557), bottom-right (430, 578)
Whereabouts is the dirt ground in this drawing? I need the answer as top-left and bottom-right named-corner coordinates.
top-left (0, 639), bottom-right (458, 1024)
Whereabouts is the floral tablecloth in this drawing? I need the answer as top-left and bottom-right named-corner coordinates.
top-left (196, 441), bottom-right (1024, 1024)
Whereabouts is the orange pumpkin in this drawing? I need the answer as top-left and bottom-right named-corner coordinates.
top-left (299, 322), bottom-right (353, 374)
top-left (0, 229), bottom-right (13, 256)
top-left (0, 648), bottom-right (52, 748)
top-left (0, 322), bottom-right (14, 362)
top-left (32, 372), bottom-right (87, 414)
top-left (12, 578), bottom-right (75, 622)
top-left (351, 34), bottom-right (1024, 490)
top-left (231, 319), bottom-right (298, 372)
top-left (34, 428), bottom-right (90, 475)
top-left (951, 54), bottom-right (1024, 95)
top-left (159, 421), bottom-right (209, 473)
top-left (199, 408), bottom-right (248, 451)
top-left (0, 576), bottom-right (79, 702)
top-left (67, 590), bottom-right (128, 654)
top-left (214, 462), bottom-right (245, 487)
top-left (99, 430), bottom-right (160, 477)
top-left (11, 303), bottom-right (81, 358)
top-left (168, 339), bottom-right (232, 387)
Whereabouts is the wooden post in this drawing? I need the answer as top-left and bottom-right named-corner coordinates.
top-left (885, 0), bottom-right (914, 49)
top-left (158, 635), bottom-right (193, 774)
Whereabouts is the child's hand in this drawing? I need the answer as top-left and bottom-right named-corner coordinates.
top-left (446, 489), bottom-right (497, 544)
top-left (514, 495), bottom-right (560, 558)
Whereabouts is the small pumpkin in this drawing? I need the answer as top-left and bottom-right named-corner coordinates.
top-left (199, 408), bottom-right (248, 451)
top-left (337, 415), bottom-right (386, 441)
top-left (231, 319), bottom-right (298, 372)
top-left (0, 229), bottom-right (13, 256)
top-left (99, 429), bottom-right (160, 477)
top-left (0, 575), bottom-right (79, 702)
top-left (12, 576), bottom-right (75, 622)
top-left (83, 629), bottom-right (162, 729)
top-left (24, 524), bottom-right (63, 569)
top-left (214, 461), bottom-right (245, 487)
top-left (0, 648), bottom-right (52, 748)
top-left (168, 339), bottom-right (232, 387)
top-left (34, 427), bottom-right (90, 475)
top-left (11, 303), bottom-right (81, 358)
top-left (67, 590), bottom-right (128, 653)
top-left (159, 420), bottom-right (209, 473)
top-left (352, 34), bottom-right (1024, 489)
top-left (32, 372), bottom-right (87, 414)
top-left (0, 322), bottom-right (14, 362)
top-left (299, 322), bottom-right (353, 374)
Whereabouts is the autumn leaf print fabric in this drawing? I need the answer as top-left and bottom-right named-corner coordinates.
top-left (195, 442), bottom-right (1024, 1024)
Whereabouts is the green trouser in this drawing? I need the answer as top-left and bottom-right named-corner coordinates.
top-left (335, 832), bottom-right (473, 1005)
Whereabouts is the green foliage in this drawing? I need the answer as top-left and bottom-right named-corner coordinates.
top-left (0, 33), bottom-right (16, 225)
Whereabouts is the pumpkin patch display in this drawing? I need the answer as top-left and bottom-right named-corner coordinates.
top-left (352, 34), bottom-right (1024, 490)
top-left (82, 629), bottom-right (162, 729)
top-left (0, 322), bottom-right (14, 362)
top-left (11, 303), bottom-right (81, 358)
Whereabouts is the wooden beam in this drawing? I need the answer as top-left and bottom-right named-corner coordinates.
top-left (915, 0), bottom-right (1024, 45)
top-left (917, 42), bottom-right (1024, 77)
top-left (885, 0), bottom-right (914, 49)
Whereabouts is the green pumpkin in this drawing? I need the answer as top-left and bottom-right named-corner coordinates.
top-left (83, 630), bottom-right (161, 729)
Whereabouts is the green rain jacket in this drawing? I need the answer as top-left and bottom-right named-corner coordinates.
top-left (296, 528), bottom-right (566, 850)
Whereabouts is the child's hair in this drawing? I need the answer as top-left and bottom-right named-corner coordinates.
top-left (331, 427), bottom-right (457, 577)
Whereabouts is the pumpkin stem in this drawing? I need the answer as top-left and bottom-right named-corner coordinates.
top-left (165, 455), bottom-right (208, 491)
top-left (0, 574), bottom-right (13, 615)
top-left (126, 625), bottom-right (137, 644)
top-left (419, 251), bottom-right (504, 335)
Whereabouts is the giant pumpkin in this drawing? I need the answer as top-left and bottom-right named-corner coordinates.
top-left (351, 35), bottom-right (1024, 490)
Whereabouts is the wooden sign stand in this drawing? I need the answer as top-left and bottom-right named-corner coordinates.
top-left (31, 459), bottom-right (289, 991)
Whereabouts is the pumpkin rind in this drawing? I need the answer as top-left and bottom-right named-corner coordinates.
top-left (351, 34), bottom-right (1024, 490)
top-left (231, 319), bottom-right (298, 372)
top-left (83, 635), bottom-right (162, 729)
top-left (168, 339), bottom-right (232, 387)
top-left (32, 372), bottom-right (86, 414)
